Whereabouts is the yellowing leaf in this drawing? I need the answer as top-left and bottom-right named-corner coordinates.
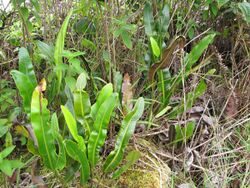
top-left (15, 125), bottom-right (29, 138)
top-left (36, 78), bottom-right (46, 93)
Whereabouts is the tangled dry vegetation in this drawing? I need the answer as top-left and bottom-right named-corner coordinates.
top-left (0, 0), bottom-right (249, 187)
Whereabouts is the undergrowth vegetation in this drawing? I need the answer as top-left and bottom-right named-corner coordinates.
top-left (0, 0), bottom-right (249, 187)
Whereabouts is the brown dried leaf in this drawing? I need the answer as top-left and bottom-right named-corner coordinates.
top-left (187, 106), bottom-right (204, 114)
top-left (26, 124), bottom-right (38, 147)
top-left (168, 124), bottom-right (176, 142)
top-left (148, 36), bottom-right (185, 84)
top-left (230, 179), bottom-right (241, 188)
top-left (31, 159), bottom-right (47, 188)
top-left (202, 114), bottom-right (215, 126)
top-left (185, 148), bottom-right (194, 172)
top-left (122, 73), bottom-right (133, 113)
top-left (15, 124), bottom-right (38, 147)
top-left (225, 91), bottom-right (238, 119)
top-left (7, 170), bottom-right (17, 184)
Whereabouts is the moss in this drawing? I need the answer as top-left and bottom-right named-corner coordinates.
top-left (118, 169), bottom-right (160, 188)
top-left (90, 142), bottom-right (171, 187)
top-left (90, 163), bottom-right (169, 188)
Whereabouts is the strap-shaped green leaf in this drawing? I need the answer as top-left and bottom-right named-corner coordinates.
top-left (74, 90), bottom-right (91, 138)
top-left (64, 139), bottom-right (90, 184)
top-left (90, 83), bottom-right (113, 120)
top-left (143, 3), bottom-right (154, 36)
top-left (64, 86), bottom-right (75, 117)
top-left (0, 146), bottom-right (15, 160)
top-left (51, 113), bottom-right (66, 170)
top-left (54, 9), bottom-right (73, 93)
top-left (31, 89), bottom-right (57, 170)
top-left (36, 40), bottom-right (54, 62)
top-left (88, 93), bottom-right (118, 167)
top-left (74, 90), bottom-right (91, 123)
top-left (238, 2), bottom-right (250, 23)
top-left (61, 105), bottom-right (86, 151)
top-left (11, 47), bottom-right (37, 113)
top-left (173, 121), bottom-right (195, 144)
top-left (159, 4), bottom-right (170, 34)
top-left (185, 34), bottom-right (216, 71)
top-left (150, 37), bottom-right (160, 57)
top-left (18, 47), bottom-right (37, 87)
top-left (51, 113), bottom-right (59, 135)
top-left (103, 97), bottom-right (144, 172)
top-left (0, 159), bottom-right (23, 177)
top-left (11, 70), bottom-right (35, 113)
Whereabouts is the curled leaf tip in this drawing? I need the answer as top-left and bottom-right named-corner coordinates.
top-left (36, 78), bottom-right (46, 93)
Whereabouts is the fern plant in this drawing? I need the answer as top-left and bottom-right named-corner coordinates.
top-left (10, 10), bottom-right (145, 185)
top-left (12, 69), bottom-right (144, 185)
top-left (61, 79), bottom-right (144, 184)
top-left (30, 80), bottom-right (66, 171)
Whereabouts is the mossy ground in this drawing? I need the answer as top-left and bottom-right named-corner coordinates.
top-left (89, 167), bottom-right (166, 188)
top-left (118, 169), bottom-right (160, 188)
